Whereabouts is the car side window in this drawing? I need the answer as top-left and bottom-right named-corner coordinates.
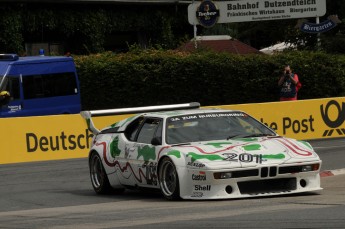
top-left (137, 118), bottom-right (162, 144)
top-left (124, 116), bottom-right (144, 141)
top-left (154, 121), bottom-right (163, 141)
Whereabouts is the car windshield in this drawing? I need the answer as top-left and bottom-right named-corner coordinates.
top-left (166, 112), bottom-right (276, 144)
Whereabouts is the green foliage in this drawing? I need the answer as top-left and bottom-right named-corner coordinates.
top-left (0, 4), bottom-right (189, 54)
top-left (0, 6), bottom-right (24, 53)
top-left (74, 50), bottom-right (345, 110)
top-left (2, 2), bottom-right (345, 54)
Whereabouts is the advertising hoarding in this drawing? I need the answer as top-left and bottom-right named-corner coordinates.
top-left (188, 0), bottom-right (327, 25)
top-left (1, 97), bottom-right (344, 164)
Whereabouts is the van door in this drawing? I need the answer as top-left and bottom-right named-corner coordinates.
top-left (0, 75), bottom-right (23, 117)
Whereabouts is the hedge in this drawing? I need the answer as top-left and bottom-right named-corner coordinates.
top-left (74, 51), bottom-right (345, 110)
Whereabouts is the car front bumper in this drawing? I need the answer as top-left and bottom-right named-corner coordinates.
top-left (179, 162), bottom-right (322, 200)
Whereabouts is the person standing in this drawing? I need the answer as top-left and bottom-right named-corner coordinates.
top-left (0, 90), bottom-right (10, 105)
top-left (278, 65), bottom-right (301, 101)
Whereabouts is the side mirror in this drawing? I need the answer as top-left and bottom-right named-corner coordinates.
top-left (0, 91), bottom-right (10, 105)
top-left (151, 137), bottom-right (162, 146)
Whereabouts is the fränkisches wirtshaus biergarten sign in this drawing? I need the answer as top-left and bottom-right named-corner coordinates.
top-left (188, 0), bottom-right (326, 25)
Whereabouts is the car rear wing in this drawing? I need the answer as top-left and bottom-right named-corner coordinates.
top-left (80, 102), bottom-right (200, 134)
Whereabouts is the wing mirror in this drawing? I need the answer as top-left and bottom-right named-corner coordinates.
top-left (151, 137), bottom-right (162, 146)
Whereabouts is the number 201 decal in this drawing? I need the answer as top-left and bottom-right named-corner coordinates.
top-left (223, 153), bottom-right (263, 164)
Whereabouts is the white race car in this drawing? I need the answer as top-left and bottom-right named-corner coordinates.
top-left (81, 103), bottom-right (322, 200)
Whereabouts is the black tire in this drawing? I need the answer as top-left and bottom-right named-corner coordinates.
top-left (158, 157), bottom-right (181, 200)
top-left (89, 152), bottom-right (124, 194)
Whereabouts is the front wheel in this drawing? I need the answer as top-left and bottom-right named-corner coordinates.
top-left (158, 157), bottom-right (181, 200)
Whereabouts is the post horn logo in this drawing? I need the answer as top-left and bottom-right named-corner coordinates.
top-left (320, 100), bottom-right (345, 137)
top-left (196, 0), bottom-right (220, 28)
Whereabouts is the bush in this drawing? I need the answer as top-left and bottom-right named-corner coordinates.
top-left (74, 50), bottom-right (345, 110)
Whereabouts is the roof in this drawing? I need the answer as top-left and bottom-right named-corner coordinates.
top-left (4, 56), bottom-right (73, 65)
top-left (0, 55), bottom-right (73, 67)
top-left (148, 108), bottom-right (241, 118)
top-left (110, 108), bottom-right (244, 132)
top-left (177, 35), bottom-right (262, 55)
top-left (260, 42), bottom-right (296, 55)
top-left (0, 55), bottom-right (75, 77)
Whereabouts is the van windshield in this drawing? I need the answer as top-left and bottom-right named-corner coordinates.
top-left (0, 75), bottom-right (6, 91)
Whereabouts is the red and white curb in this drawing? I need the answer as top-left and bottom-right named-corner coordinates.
top-left (320, 168), bottom-right (345, 177)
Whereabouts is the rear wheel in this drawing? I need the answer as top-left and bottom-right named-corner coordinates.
top-left (89, 152), bottom-right (124, 194)
top-left (158, 157), bottom-right (181, 200)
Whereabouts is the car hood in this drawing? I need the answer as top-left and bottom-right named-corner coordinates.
top-left (170, 137), bottom-right (320, 169)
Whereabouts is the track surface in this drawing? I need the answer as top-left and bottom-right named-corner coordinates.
top-left (0, 138), bottom-right (344, 228)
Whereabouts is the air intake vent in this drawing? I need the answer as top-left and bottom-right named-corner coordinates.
top-left (261, 167), bottom-right (277, 178)
top-left (261, 167), bottom-right (268, 177)
top-left (238, 178), bottom-right (297, 195)
top-left (269, 167), bottom-right (277, 177)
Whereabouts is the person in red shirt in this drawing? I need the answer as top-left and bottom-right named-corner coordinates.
top-left (278, 65), bottom-right (301, 101)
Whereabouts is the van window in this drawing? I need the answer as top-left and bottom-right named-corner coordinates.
top-left (2, 76), bottom-right (20, 100)
top-left (22, 72), bottom-right (78, 99)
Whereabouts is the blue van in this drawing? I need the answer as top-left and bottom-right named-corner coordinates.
top-left (0, 54), bottom-right (81, 117)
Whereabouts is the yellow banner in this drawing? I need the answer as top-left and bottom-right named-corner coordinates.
top-left (1, 97), bottom-right (344, 164)
top-left (215, 97), bottom-right (345, 140)
top-left (0, 114), bottom-right (132, 165)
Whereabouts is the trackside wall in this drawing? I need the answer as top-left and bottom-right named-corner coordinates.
top-left (0, 97), bottom-right (344, 164)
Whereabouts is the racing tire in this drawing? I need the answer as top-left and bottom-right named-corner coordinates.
top-left (89, 152), bottom-right (124, 194)
top-left (158, 157), bottom-right (181, 200)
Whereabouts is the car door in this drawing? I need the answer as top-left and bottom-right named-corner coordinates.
top-left (0, 75), bottom-right (23, 117)
top-left (121, 117), bottom-right (163, 188)
top-left (114, 116), bottom-right (144, 187)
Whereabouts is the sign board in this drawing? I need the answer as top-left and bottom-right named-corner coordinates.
top-left (188, 0), bottom-right (327, 25)
top-left (1, 97), bottom-right (344, 165)
top-left (296, 15), bottom-right (342, 33)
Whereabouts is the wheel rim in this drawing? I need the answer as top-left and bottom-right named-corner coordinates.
top-left (160, 160), bottom-right (177, 196)
top-left (90, 154), bottom-right (104, 189)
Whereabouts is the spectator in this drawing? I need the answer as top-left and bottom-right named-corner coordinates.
top-left (278, 65), bottom-right (301, 101)
top-left (0, 91), bottom-right (10, 105)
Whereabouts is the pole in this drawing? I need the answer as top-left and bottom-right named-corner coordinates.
top-left (193, 0), bottom-right (198, 49)
top-left (316, 16), bottom-right (321, 49)
top-left (194, 24), bottom-right (198, 49)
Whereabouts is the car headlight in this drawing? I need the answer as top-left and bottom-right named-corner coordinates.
top-left (302, 163), bottom-right (320, 172)
top-left (214, 172), bottom-right (232, 179)
top-left (214, 169), bottom-right (259, 179)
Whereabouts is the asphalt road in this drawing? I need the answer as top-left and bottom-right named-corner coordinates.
top-left (308, 137), bottom-right (345, 170)
top-left (0, 138), bottom-right (344, 229)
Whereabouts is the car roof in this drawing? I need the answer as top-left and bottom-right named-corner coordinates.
top-left (144, 108), bottom-right (242, 118)
top-left (106, 108), bottom-right (245, 132)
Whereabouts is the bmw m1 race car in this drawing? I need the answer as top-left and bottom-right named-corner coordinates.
top-left (81, 103), bottom-right (322, 200)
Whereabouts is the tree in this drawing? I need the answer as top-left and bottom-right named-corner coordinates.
top-left (197, 0), bottom-right (345, 53)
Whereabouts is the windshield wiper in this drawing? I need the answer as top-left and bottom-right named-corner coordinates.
top-left (227, 134), bottom-right (244, 140)
top-left (171, 142), bottom-right (191, 146)
top-left (240, 133), bottom-right (276, 138)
